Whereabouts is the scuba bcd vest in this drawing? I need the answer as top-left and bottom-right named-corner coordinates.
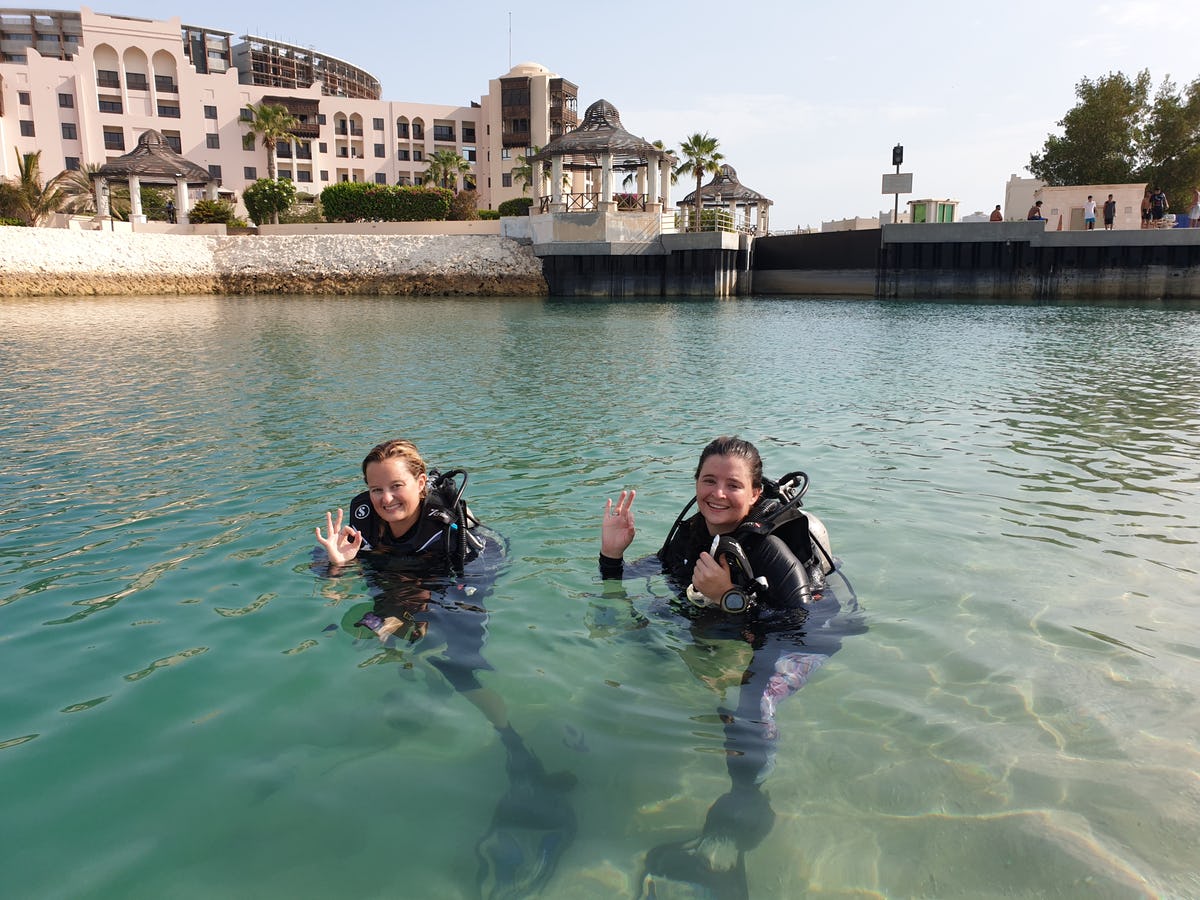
top-left (660, 471), bottom-right (835, 610)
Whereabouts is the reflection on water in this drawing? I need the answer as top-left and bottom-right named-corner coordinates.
top-left (1, 296), bottom-right (1198, 898)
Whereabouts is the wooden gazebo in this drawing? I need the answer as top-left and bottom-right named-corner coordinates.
top-left (528, 100), bottom-right (673, 213)
top-left (679, 164), bottom-right (772, 235)
top-left (93, 130), bottom-right (216, 224)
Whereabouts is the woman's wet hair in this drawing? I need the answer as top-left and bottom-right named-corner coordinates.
top-left (362, 439), bottom-right (428, 497)
top-left (694, 436), bottom-right (763, 489)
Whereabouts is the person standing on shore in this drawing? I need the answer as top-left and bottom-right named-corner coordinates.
top-left (1084, 195), bottom-right (1096, 230)
top-left (1141, 190), bottom-right (1152, 229)
top-left (166, 200), bottom-right (176, 224)
top-left (1189, 186), bottom-right (1200, 228)
top-left (1103, 194), bottom-right (1117, 230)
top-left (1149, 187), bottom-right (1168, 227)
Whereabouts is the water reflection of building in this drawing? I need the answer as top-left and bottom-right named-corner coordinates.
top-left (0, 7), bottom-right (576, 213)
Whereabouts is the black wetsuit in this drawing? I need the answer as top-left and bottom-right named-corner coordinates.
top-left (601, 506), bottom-right (864, 789)
top-left (347, 490), bottom-right (501, 693)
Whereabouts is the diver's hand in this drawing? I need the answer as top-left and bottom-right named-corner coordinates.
top-left (315, 508), bottom-right (363, 566)
top-left (691, 552), bottom-right (734, 603)
top-left (601, 489), bottom-right (637, 558)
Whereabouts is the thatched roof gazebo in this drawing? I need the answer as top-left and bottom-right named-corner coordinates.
top-left (528, 99), bottom-right (672, 212)
top-left (93, 130), bottom-right (217, 224)
top-left (679, 164), bottom-right (772, 235)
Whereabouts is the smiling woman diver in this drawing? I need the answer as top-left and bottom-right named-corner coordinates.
top-left (599, 436), bottom-right (864, 899)
top-left (315, 439), bottom-right (575, 900)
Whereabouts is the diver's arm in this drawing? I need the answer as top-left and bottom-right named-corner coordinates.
top-left (599, 489), bottom-right (637, 578)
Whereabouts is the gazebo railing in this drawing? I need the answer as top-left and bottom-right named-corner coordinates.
top-left (537, 192), bottom-right (661, 213)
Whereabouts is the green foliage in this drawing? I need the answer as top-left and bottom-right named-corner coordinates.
top-left (448, 189), bottom-right (479, 221)
top-left (1030, 71), bottom-right (1200, 205)
top-left (279, 196), bottom-right (324, 224)
top-left (319, 182), bottom-right (452, 222)
top-left (0, 216), bottom-right (27, 226)
top-left (421, 149), bottom-right (472, 190)
top-left (187, 198), bottom-right (239, 225)
top-left (498, 197), bottom-right (534, 217)
top-left (0, 149), bottom-right (64, 225)
top-left (477, 209), bottom-right (501, 220)
top-left (676, 133), bottom-right (724, 231)
top-left (140, 186), bottom-right (171, 221)
top-left (242, 177), bottom-right (297, 226)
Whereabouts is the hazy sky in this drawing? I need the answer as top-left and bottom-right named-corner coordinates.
top-left (98, 0), bottom-right (1199, 229)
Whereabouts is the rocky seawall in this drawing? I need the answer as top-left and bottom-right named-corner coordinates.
top-left (0, 230), bottom-right (548, 297)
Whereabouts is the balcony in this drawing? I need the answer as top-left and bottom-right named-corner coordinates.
top-left (96, 70), bottom-right (119, 89)
top-left (126, 73), bottom-right (148, 91)
top-left (154, 75), bottom-right (178, 93)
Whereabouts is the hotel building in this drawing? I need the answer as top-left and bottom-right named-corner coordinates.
top-left (0, 6), bottom-right (578, 213)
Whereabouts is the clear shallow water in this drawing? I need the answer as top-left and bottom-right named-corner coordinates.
top-left (2, 295), bottom-right (1198, 899)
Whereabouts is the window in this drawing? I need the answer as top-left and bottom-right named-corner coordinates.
top-left (157, 103), bottom-right (181, 118)
top-left (433, 125), bottom-right (454, 142)
top-left (240, 107), bottom-right (253, 122)
top-left (206, 133), bottom-right (220, 149)
top-left (208, 164), bottom-right (222, 180)
top-left (398, 175), bottom-right (410, 186)
top-left (279, 172), bottom-right (292, 181)
top-left (61, 123), bottom-right (77, 140)
top-left (58, 92), bottom-right (74, 108)
top-left (411, 123), bottom-right (423, 139)
top-left (204, 105), bottom-right (217, 119)
top-left (463, 148), bottom-right (476, 162)
top-left (18, 91), bottom-right (31, 105)
top-left (317, 114), bottom-right (326, 125)
top-left (375, 173), bottom-right (387, 184)
top-left (96, 69), bottom-right (119, 88)
top-left (297, 170), bottom-right (312, 183)
top-left (163, 132), bottom-right (182, 152)
top-left (155, 75), bottom-right (177, 93)
top-left (98, 98), bottom-right (122, 114)
top-left (126, 72), bottom-right (148, 90)
top-left (65, 157), bottom-right (80, 171)
top-left (103, 128), bottom-right (124, 151)
top-left (20, 120), bottom-right (35, 137)
top-left (318, 142), bottom-right (327, 153)
top-left (501, 148), bottom-right (511, 160)
top-left (373, 117), bottom-right (384, 131)
top-left (374, 144), bottom-right (385, 158)
top-left (242, 133), bottom-right (255, 151)
top-left (397, 149), bottom-right (409, 161)
top-left (413, 150), bottom-right (423, 161)
top-left (463, 127), bottom-right (476, 142)
top-left (501, 173), bottom-right (512, 188)
top-left (397, 122), bottom-right (409, 138)
top-left (319, 170), bottom-right (328, 181)
top-left (244, 166), bottom-right (257, 180)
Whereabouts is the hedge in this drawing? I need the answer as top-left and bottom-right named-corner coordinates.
top-left (320, 182), bottom-right (453, 222)
top-left (498, 197), bottom-right (534, 217)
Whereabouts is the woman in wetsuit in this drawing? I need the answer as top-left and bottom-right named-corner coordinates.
top-left (600, 435), bottom-right (863, 898)
top-left (316, 439), bottom-right (576, 899)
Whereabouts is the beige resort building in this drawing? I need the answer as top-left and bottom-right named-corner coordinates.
top-left (0, 6), bottom-right (579, 215)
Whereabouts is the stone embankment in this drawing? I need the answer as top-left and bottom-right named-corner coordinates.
top-left (0, 230), bottom-right (548, 297)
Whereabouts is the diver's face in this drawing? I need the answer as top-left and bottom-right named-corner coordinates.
top-left (695, 454), bottom-right (761, 536)
top-left (365, 457), bottom-right (426, 537)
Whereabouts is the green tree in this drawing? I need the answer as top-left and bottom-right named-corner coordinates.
top-left (676, 133), bottom-right (723, 231)
top-left (242, 177), bottom-right (297, 226)
top-left (1029, 71), bottom-right (1200, 206)
top-left (421, 149), bottom-right (472, 190)
top-left (244, 103), bottom-right (299, 223)
top-left (0, 149), bottom-right (65, 225)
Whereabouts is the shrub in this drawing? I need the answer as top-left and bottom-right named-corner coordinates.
top-left (140, 186), bottom-right (171, 221)
top-left (242, 178), bottom-right (297, 226)
top-left (187, 198), bottom-right (238, 225)
top-left (279, 196), bottom-right (324, 224)
top-left (1, 217), bottom-right (26, 227)
top-left (448, 190), bottom-right (479, 221)
top-left (498, 197), bottom-right (534, 217)
top-left (319, 182), bottom-right (452, 222)
top-left (478, 209), bottom-right (500, 220)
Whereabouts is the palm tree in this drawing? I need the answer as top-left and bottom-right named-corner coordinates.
top-left (421, 149), bottom-right (472, 190)
top-left (676, 132), bottom-right (724, 231)
top-left (0, 150), bottom-right (65, 225)
top-left (245, 102), bottom-right (299, 223)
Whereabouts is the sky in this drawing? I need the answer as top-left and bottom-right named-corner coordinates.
top-left (95, 0), bottom-right (1200, 230)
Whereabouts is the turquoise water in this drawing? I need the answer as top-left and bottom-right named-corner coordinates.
top-left (2, 295), bottom-right (1198, 899)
